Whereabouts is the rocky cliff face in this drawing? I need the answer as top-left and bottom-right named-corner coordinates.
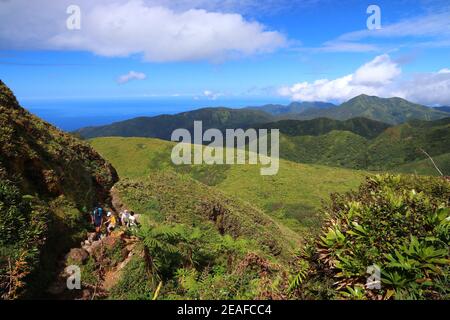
top-left (0, 80), bottom-right (118, 207)
top-left (0, 80), bottom-right (119, 299)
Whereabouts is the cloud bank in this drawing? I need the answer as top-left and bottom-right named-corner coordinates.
top-left (279, 54), bottom-right (450, 105)
top-left (0, 0), bottom-right (286, 62)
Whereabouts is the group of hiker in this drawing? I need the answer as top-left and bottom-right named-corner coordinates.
top-left (91, 205), bottom-right (138, 238)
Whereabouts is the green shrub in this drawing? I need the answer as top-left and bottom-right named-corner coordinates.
top-left (292, 174), bottom-right (449, 300)
top-left (0, 179), bottom-right (49, 299)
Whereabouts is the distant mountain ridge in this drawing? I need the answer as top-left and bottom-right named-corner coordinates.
top-left (283, 95), bottom-right (449, 124)
top-left (75, 107), bottom-right (273, 140)
top-left (75, 95), bottom-right (449, 139)
top-left (245, 101), bottom-right (336, 115)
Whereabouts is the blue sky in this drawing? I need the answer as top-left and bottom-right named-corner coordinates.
top-left (0, 0), bottom-right (449, 107)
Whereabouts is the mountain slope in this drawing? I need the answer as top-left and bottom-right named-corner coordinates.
top-left (393, 152), bottom-right (450, 176)
top-left (75, 107), bottom-right (274, 140)
top-left (434, 106), bottom-right (450, 113)
top-left (0, 80), bottom-right (118, 298)
top-left (290, 95), bottom-right (449, 124)
top-left (364, 117), bottom-right (450, 171)
top-left (258, 117), bottom-right (391, 139)
top-left (278, 117), bottom-right (450, 174)
top-left (279, 131), bottom-right (369, 169)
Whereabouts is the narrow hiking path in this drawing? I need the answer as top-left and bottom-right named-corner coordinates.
top-left (47, 186), bottom-right (139, 300)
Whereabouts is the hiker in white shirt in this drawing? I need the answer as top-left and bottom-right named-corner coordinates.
top-left (120, 209), bottom-right (130, 226)
top-left (128, 211), bottom-right (138, 228)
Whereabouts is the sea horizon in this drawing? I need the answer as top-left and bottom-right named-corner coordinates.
top-left (19, 96), bottom-right (291, 131)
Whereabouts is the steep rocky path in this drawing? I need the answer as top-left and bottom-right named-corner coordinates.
top-left (47, 187), bottom-right (139, 300)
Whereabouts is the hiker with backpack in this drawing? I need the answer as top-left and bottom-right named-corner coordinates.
top-left (91, 205), bottom-right (105, 239)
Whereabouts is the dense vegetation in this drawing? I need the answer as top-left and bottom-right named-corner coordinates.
top-left (291, 174), bottom-right (449, 300)
top-left (0, 80), bottom-right (118, 299)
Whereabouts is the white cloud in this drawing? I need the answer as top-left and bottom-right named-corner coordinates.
top-left (352, 54), bottom-right (401, 87)
top-left (117, 71), bottom-right (147, 84)
top-left (203, 90), bottom-right (223, 100)
top-left (0, 0), bottom-right (286, 62)
top-left (279, 54), bottom-right (450, 105)
top-left (398, 71), bottom-right (450, 106)
top-left (315, 11), bottom-right (450, 52)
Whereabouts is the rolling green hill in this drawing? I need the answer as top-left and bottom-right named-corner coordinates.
top-left (288, 95), bottom-right (449, 124)
top-left (90, 137), bottom-right (368, 234)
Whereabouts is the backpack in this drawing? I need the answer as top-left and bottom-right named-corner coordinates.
top-left (94, 207), bottom-right (104, 219)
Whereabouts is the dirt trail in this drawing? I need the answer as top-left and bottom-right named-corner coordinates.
top-left (47, 187), bottom-right (138, 300)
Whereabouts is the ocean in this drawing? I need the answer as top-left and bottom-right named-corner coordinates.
top-left (19, 97), bottom-right (290, 132)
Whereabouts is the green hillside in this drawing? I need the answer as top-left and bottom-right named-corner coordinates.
top-left (259, 117), bottom-right (390, 139)
top-left (364, 118), bottom-right (450, 171)
top-left (393, 153), bottom-right (450, 176)
top-left (435, 106), bottom-right (450, 113)
top-left (279, 131), bottom-right (369, 169)
top-left (109, 172), bottom-right (300, 300)
top-left (90, 137), bottom-right (368, 234)
top-left (274, 117), bottom-right (450, 175)
top-left (291, 95), bottom-right (449, 124)
top-left (86, 136), bottom-right (368, 300)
